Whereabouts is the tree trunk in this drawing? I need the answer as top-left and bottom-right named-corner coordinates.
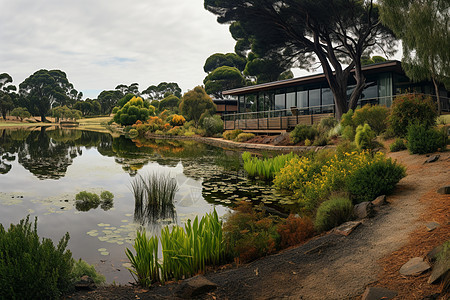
top-left (432, 76), bottom-right (441, 115)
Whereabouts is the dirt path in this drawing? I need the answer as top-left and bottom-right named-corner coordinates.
top-left (67, 151), bottom-right (449, 300)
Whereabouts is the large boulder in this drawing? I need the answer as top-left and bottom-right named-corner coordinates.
top-left (353, 201), bottom-right (374, 219)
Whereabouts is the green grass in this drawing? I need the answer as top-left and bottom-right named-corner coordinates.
top-left (242, 151), bottom-right (298, 181)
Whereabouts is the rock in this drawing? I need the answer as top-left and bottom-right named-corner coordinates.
top-left (175, 275), bottom-right (217, 299)
top-left (353, 201), bottom-right (374, 219)
top-left (361, 287), bottom-right (397, 300)
top-left (399, 257), bottom-right (431, 276)
top-left (428, 257), bottom-right (450, 284)
top-left (74, 275), bottom-right (96, 290)
top-left (437, 185), bottom-right (450, 194)
top-left (426, 222), bottom-right (440, 232)
top-left (371, 195), bottom-right (387, 207)
top-left (273, 133), bottom-right (289, 145)
top-left (334, 221), bottom-right (362, 236)
top-left (424, 155), bottom-right (440, 164)
top-left (426, 245), bottom-right (443, 263)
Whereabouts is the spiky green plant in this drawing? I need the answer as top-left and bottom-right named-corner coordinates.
top-left (242, 152), bottom-right (298, 181)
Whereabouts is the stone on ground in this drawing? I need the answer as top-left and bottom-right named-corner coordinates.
top-left (426, 222), bottom-right (440, 232)
top-left (74, 275), bottom-right (96, 290)
top-left (437, 185), bottom-right (450, 194)
top-left (334, 221), bottom-right (362, 236)
top-left (371, 195), bottom-right (387, 207)
top-left (361, 287), bottom-right (397, 300)
top-left (424, 155), bottom-right (440, 164)
top-left (399, 257), bottom-right (431, 276)
top-left (353, 201), bottom-right (374, 219)
top-left (175, 275), bottom-right (217, 298)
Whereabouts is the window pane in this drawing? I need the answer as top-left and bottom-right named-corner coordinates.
top-left (275, 92), bottom-right (285, 111)
top-left (309, 89), bottom-right (320, 113)
top-left (297, 91), bottom-right (308, 114)
top-left (321, 88), bottom-right (334, 113)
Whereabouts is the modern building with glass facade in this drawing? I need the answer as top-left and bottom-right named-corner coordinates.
top-left (220, 60), bottom-right (449, 131)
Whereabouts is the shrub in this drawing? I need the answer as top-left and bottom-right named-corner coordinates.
top-left (223, 202), bottom-right (279, 263)
top-left (406, 123), bottom-right (448, 154)
top-left (290, 124), bottom-right (318, 144)
top-left (113, 96), bottom-right (155, 126)
top-left (389, 94), bottom-right (437, 137)
top-left (355, 123), bottom-right (376, 150)
top-left (277, 215), bottom-right (315, 249)
top-left (71, 259), bottom-right (105, 285)
top-left (202, 115), bottom-right (224, 137)
top-left (128, 128), bottom-right (139, 138)
top-left (346, 159), bottom-right (406, 203)
top-left (312, 133), bottom-right (329, 146)
top-left (169, 114), bottom-right (186, 126)
top-left (223, 129), bottom-right (243, 140)
top-left (319, 117), bottom-right (338, 130)
top-left (341, 125), bottom-right (356, 141)
top-left (235, 132), bottom-right (255, 142)
top-left (0, 216), bottom-right (74, 299)
top-left (314, 196), bottom-right (354, 232)
top-left (390, 138), bottom-right (407, 152)
top-left (166, 126), bottom-right (183, 136)
top-left (352, 104), bottom-right (389, 135)
top-left (340, 109), bottom-right (355, 128)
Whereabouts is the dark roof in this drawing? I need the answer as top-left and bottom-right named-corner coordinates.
top-left (223, 60), bottom-right (403, 96)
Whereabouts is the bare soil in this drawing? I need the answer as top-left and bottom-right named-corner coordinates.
top-left (65, 150), bottom-right (450, 300)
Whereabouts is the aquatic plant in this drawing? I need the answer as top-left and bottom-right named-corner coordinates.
top-left (242, 151), bottom-right (297, 181)
top-left (126, 210), bottom-right (227, 287)
top-left (130, 173), bottom-right (178, 225)
top-left (75, 190), bottom-right (114, 212)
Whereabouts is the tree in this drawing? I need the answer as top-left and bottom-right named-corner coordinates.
top-left (204, 66), bottom-right (245, 98)
top-left (113, 96), bottom-right (155, 126)
top-left (179, 86), bottom-right (216, 127)
top-left (142, 82), bottom-right (182, 100)
top-left (51, 106), bottom-right (82, 122)
top-left (204, 0), bottom-right (396, 119)
top-left (203, 53), bottom-right (247, 73)
top-left (11, 107), bottom-right (31, 121)
top-left (159, 95), bottom-right (181, 112)
top-left (244, 54), bottom-right (294, 84)
top-left (19, 70), bottom-right (75, 122)
top-left (361, 55), bottom-right (387, 66)
top-left (97, 90), bottom-right (123, 114)
top-left (380, 0), bottom-right (450, 114)
top-left (74, 99), bottom-right (101, 116)
top-left (0, 73), bottom-right (17, 120)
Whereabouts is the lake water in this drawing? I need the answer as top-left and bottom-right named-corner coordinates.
top-left (0, 127), bottom-right (292, 283)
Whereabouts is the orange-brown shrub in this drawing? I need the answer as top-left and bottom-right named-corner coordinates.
top-left (277, 215), bottom-right (315, 249)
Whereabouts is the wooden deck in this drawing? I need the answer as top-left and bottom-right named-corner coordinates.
top-left (224, 113), bottom-right (333, 131)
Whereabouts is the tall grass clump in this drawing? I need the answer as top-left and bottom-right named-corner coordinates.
top-left (131, 173), bottom-right (178, 224)
top-left (242, 151), bottom-right (297, 181)
top-left (125, 210), bottom-right (227, 287)
top-left (0, 216), bottom-right (74, 299)
top-left (314, 196), bottom-right (354, 232)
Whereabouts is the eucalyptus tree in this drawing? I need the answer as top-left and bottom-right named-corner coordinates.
top-left (19, 70), bottom-right (75, 122)
top-left (97, 90), bottom-right (123, 114)
top-left (380, 0), bottom-right (450, 113)
top-left (0, 73), bottom-right (17, 119)
top-left (142, 82), bottom-right (182, 100)
top-left (205, 0), bottom-right (396, 119)
top-left (179, 86), bottom-right (216, 127)
top-left (204, 66), bottom-right (245, 98)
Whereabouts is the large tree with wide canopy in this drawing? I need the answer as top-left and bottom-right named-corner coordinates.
top-left (204, 0), bottom-right (396, 119)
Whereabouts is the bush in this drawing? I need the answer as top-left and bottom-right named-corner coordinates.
top-left (355, 123), bottom-right (376, 150)
top-left (113, 97), bottom-right (155, 126)
top-left (169, 114), bottom-right (186, 126)
top-left (202, 115), bottom-right (224, 137)
top-left (340, 109), bottom-right (355, 128)
top-left (235, 132), bottom-right (255, 142)
top-left (389, 94), bottom-right (437, 137)
top-left (352, 104), bottom-right (389, 135)
top-left (71, 259), bottom-right (105, 285)
top-left (314, 196), bottom-right (354, 232)
top-left (390, 138), bottom-right (407, 152)
top-left (0, 216), bottom-right (74, 299)
top-left (128, 128), bottom-right (139, 138)
top-left (277, 215), bottom-right (315, 249)
top-left (223, 202), bottom-right (279, 263)
top-left (341, 125), bottom-right (355, 141)
top-left (406, 123), bottom-right (448, 154)
top-left (223, 129), bottom-right (243, 140)
top-left (319, 117), bottom-right (338, 130)
top-left (312, 133), bottom-right (329, 146)
top-left (290, 124), bottom-right (318, 144)
top-left (346, 159), bottom-right (406, 203)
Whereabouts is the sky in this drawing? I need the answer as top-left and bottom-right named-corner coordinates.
top-left (0, 0), bottom-right (240, 99)
top-left (0, 1), bottom-right (400, 100)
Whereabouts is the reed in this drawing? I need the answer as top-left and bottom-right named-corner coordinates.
top-left (242, 152), bottom-right (298, 181)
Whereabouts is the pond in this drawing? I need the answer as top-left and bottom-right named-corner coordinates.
top-left (0, 127), bottom-right (293, 283)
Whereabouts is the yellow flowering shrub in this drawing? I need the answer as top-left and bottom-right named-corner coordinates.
top-left (170, 114), bottom-right (186, 126)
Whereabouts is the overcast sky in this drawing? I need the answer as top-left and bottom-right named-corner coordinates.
top-left (0, 1), bottom-right (400, 100)
top-left (0, 0), bottom-right (241, 99)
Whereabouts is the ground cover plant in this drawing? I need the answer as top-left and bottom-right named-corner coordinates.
top-left (125, 210), bottom-right (226, 287)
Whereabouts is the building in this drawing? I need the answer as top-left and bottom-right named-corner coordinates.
top-left (220, 60), bottom-right (449, 131)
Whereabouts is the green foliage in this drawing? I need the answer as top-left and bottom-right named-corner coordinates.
top-left (75, 191), bottom-right (100, 205)
top-left (340, 109), bottom-right (355, 128)
top-left (223, 129), bottom-right (243, 140)
top-left (179, 86), bottom-right (216, 127)
top-left (126, 210), bottom-right (226, 287)
top-left (128, 128), bottom-right (139, 138)
top-left (75, 191), bottom-right (114, 212)
top-left (0, 216), bottom-right (74, 299)
top-left (389, 94), bottom-right (437, 137)
top-left (223, 202), bottom-right (279, 263)
top-left (346, 159), bottom-right (406, 203)
top-left (203, 53), bottom-right (247, 73)
top-left (406, 123), bottom-right (448, 154)
top-left (51, 106), bottom-right (82, 121)
top-left (142, 82), bottom-right (182, 100)
top-left (355, 124), bottom-right (376, 150)
top-left (242, 151), bottom-right (297, 181)
top-left (202, 114), bottom-right (224, 137)
top-left (235, 132), bottom-right (255, 142)
top-left (437, 240), bottom-right (450, 294)
top-left (352, 104), bottom-right (389, 135)
top-left (341, 125), bottom-right (356, 141)
top-left (390, 138), bottom-right (407, 152)
top-left (10, 107), bottom-right (31, 121)
top-left (159, 95), bottom-right (180, 112)
top-left (290, 124), bottom-right (318, 144)
top-left (113, 96), bottom-right (155, 126)
top-left (319, 117), bottom-right (338, 131)
top-left (314, 196), bottom-right (354, 232)
top-left (204, 66), bottom-right (245, 98)
top-left (71, 259), bottom-right (105, 285)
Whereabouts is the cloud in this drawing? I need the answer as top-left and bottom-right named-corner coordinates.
top-left (0, 0), bottom-right (236, 98)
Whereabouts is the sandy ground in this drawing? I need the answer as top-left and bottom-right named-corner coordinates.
top-left (66, 150), bottom-right (450, 300)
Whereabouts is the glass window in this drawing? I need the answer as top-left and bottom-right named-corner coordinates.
top-left (258, 93), bottom-right (265, 112)
top-left (309, 89), bottom-right (320, 113)
top-left (321, 88), bottom-right (334, 113)
top-left (275, 90), bottom-right (286, 111)
top-left (378, 73), bottom-right (392, 107)
top-left (360, 81), bottom-right (378, 103)
top-left (239, 95), bottom-right (245, 113)
top-left (297, 91), bottom-right (308, 114)
top-left (286, 92), bottom-right (296, 116)
top-left (246, 94), bottom-right (257, 112)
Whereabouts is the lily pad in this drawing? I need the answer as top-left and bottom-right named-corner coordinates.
top-left (100, 251), bottom-right (109, 256)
